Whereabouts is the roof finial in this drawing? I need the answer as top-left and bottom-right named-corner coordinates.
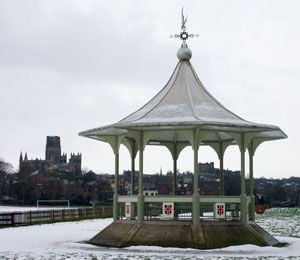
top-left (170, 7), bottom-right (199, 48)
top-left (181, 7), bottom-right (188, 30)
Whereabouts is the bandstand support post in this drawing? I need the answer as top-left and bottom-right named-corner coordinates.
top-left (192, 130), bottom-right (200, 225)
top-left (240, 133), bottom-right (247, 223)
top-left (220, 156), bottom-right (224, 195)
top-left (173, 159), bottom-right (177, 195)
top-left (131, 146), bottom-right (135, 195)
top-left (131, 144), bottom-right (136, 218)
top-left (249, 142), bottom-right (255, 221)
top-left (137, 131), bottom-right (144, 224)
top-left (173, 143), bottom-right (177, 195)
top-left (220, 142), bottom-right (224, 196)
top-left (172, 143), bottom-right (178, 218)
top-left (113, 147), bottom-right (119, 222)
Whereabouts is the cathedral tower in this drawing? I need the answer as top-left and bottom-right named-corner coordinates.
top-left (45, 136), bottom-right (61, 163)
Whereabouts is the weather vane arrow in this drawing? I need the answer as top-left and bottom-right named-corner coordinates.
top-left (170, 7), bottom-right (199, 47)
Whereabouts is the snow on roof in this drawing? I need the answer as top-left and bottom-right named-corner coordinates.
top-left (79, 47), bottom-right (286, 144)
top-left (118, 60), bottom-right (253, 126)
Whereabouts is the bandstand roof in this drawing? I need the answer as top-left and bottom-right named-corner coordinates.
top-left (79, 47), bottom-right (286, 149)
top-left (79, 12), bottom-right (287, 155)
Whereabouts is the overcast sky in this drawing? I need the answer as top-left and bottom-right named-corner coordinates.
top-left (1, 0), bottom-right (299, 179)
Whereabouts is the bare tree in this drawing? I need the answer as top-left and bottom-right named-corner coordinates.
top-left (0, 157), bottom-right (14, 174)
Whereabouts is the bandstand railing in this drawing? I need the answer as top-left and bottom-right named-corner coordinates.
top-left (117, 195), bottom-right (251, 221)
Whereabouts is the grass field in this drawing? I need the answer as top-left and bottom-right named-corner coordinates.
top-left (256, 207), bottom-right (300, 238)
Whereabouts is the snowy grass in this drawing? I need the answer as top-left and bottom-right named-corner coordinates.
top-left (256, 207), bottom-right (300, 238)
top-left (0, 207), bottom-right (299, 259)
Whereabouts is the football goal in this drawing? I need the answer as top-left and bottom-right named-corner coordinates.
top-left (36, 200), bottom-right (70, 208)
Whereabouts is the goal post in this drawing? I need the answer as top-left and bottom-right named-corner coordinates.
top-left (37, 200), bottom-right (70, 208)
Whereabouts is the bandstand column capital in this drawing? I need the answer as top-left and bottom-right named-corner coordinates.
top-left (248, 137), bottom-right (267, 157)
top-left (208, 140), bottom-right (231, 160)
top-left (122, 137), bottom-right (138, 159)
top-left (230, 132), bottom-right (262, 154)
top-left (127, 130), bottom-right (146, 151)
top-left (101, 135), bottom-right (125, 155)
top-left (165, 141), bottom-right (187, 161)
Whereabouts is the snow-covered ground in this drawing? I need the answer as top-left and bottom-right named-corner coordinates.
top-left (0, 207), bottom-right (299, 260)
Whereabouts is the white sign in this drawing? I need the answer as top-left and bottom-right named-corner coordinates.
top-left (214, 203), bottom-right (225, 219)
top-left (125, 202), bottom-right (131, 218)
top-left (162, 202), bottom-right (174, 218)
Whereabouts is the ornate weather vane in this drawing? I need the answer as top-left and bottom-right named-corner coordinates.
top-left (170, 8), bottom-right (199, 47)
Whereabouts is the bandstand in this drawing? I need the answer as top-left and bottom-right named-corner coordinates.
top-left (79, 10), bottom-right (287, 249)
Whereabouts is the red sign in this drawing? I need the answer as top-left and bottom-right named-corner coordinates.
top-left (126, 204), bottom-right (130, 215)
top-left (217, 204), bottom-right (224, 215)
top-left (164, 204), bottom-right (172, 215)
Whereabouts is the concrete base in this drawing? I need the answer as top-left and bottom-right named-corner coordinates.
top-left (89, 220), bottom-right (279, 249)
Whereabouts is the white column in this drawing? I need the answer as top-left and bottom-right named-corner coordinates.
top-left (220, 142), bottom-right (224, 196)
top-left (137, 131), bottom-right (144, 224)
top-left (240, 133), bottom-right (247, 223)
top-left (130, 144), bottom-right (136, 218)
top-left (249, 144), bottom-right (255, 221)
top-left (192, 130), bottom-right (200, 225)
top-left (173, 143), bottom-right (177, 195)
top-left (113, 151), bottom-right (119, 222)
top-left (131, 148), bottom-right (135, 195)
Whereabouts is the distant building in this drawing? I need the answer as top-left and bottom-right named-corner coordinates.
top-left (143, 187), bottom-right (158, 196)
top-left (45, 136), bottom-right (61, 163)
top-left (19, 136), bottom-right (81, 174)
top-left (198, 162), bottom-right (215, 173)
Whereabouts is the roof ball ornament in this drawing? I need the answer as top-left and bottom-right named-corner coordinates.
top-left (170, 8), bottom-right (199, 61)
top-left (177, 46), bottom-right (192, 61)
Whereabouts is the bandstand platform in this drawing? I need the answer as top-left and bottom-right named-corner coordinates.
top-left (79, 10), bottom-right (286, 249)
top-left (89, 220), bottom-right (278, 249)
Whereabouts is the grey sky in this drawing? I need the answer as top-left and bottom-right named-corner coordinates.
top-left (0, 0), bottom-right (299, 178)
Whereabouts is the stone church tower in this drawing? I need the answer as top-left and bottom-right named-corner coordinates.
top-left (19, 136), bottom-right (81, 173)
top-left (45, 136), bottom-right (61, 163)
